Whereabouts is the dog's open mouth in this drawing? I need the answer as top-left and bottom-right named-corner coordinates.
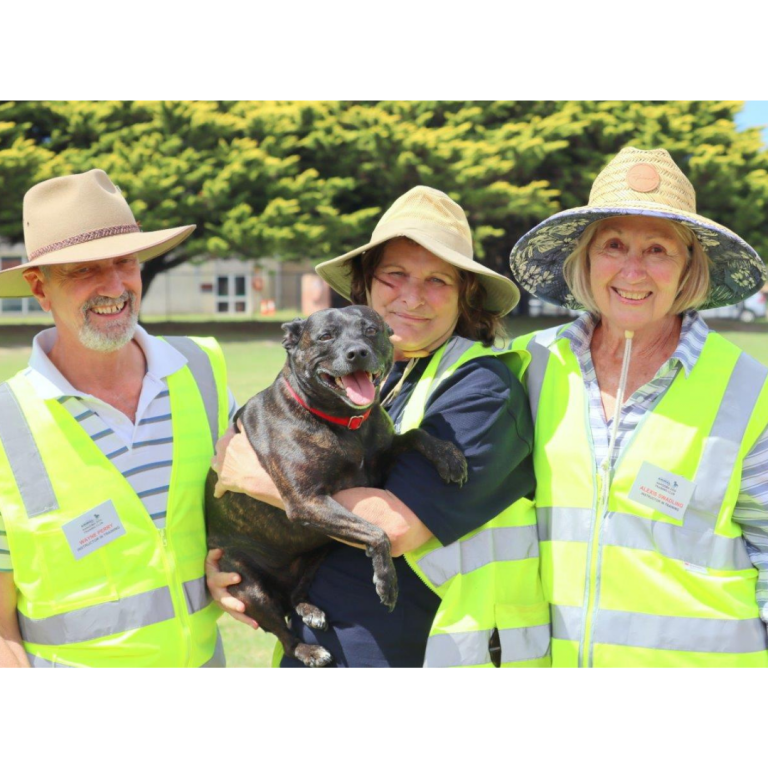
top-left (319, 370), bottom-right (381, 407)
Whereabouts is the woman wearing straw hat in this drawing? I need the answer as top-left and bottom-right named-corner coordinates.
top-left (210, 186), bottom-right (550, 667)
top-left (509, 147), bottom-right (768, 667)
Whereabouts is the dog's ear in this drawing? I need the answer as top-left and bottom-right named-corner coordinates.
top-left (385, 323), bottom-right (394, 337)
top-left (281, 318), bottom-right (306, 351)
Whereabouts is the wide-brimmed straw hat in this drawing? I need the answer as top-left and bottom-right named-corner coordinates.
top-left (509, 147), bottom-right (767, 310)
top-left (316, 185), bottom-right (520, 315)
top-left (0, 169), bottom-right (195, 298)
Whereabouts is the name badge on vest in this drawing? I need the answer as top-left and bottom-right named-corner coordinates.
top-left (62, 500), bottom-right (127, 560)
top-left (627, 461), bottom-right (695, 522)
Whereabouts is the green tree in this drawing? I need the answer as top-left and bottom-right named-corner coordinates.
top-left (0, 102), bottom-right (58, 240)
top-left (2, 101), bottom-right (766, 304)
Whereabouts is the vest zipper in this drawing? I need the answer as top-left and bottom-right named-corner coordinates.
top-left (581, 331), bottom-right (634, 667)
top-left (160, 527), bottom-right (192, 666)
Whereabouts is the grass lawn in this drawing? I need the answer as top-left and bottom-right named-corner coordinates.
top-left (1, 315), bottom-right (766, 666)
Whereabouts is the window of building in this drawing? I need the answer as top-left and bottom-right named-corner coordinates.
top-left (215, 274), bottom-right (249, 314)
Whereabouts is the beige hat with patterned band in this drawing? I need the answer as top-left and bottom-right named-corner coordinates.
top-left (316, 185), bottom-right (520, 316)
top-left (509, 146), bottom-right (767, 310)
top-left (0, 169), bottom-right (195, 298)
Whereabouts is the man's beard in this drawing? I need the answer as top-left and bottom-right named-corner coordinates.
top-left (79, 291), bottom-right (139, 352)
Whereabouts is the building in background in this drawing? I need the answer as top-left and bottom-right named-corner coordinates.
top-left (0, 243), bottom-right (45, 317)
top-left (136, 257), bottom-right (318, 318)
top-left (0, 245), bottom-right (319, 318)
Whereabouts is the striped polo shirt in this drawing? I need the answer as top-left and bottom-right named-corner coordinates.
top-left (560, 310), bottom-right (768, 623)
top-left (0, 325), bottom-right (235, 571)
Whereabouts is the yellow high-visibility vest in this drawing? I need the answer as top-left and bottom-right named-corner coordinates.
top-left (512, 325), bottom-right (768, 667)
top-left (401, 337), bottom-right (550, 668)
top-left (0, 336), bottom-right (229, 667)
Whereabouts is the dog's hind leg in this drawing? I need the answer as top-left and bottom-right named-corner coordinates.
top-left (290, 547), bottom-right (331, 631)
top-left (221, 550), bottom-right (333, 668)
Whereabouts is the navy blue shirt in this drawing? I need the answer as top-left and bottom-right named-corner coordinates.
top-left (281, 344), bottom-right (535, 667)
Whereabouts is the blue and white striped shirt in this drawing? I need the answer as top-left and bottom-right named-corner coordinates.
top-left (560, 310), bottom-right (768, 623)
top-left (0, 326), bottom-right (236, 571)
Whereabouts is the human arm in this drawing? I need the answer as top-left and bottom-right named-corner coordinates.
top-left (0, 572), bottom-right (29, 668)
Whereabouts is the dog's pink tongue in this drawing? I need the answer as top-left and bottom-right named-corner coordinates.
top-left (341, 371), bottom-right (375, 406)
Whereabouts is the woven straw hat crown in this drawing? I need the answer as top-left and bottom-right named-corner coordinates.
top-left (588, 147), bottom-right (697, 213)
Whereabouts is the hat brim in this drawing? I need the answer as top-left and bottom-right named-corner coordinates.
top-left (0, 225), bottom-right (196, 298)
top-left (509, 205), bottom-right (767, 311)
top-left (317, 228), bottom-right (520, 316)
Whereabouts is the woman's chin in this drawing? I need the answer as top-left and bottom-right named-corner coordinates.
top-left (389, 331), bottom-right (428, 353)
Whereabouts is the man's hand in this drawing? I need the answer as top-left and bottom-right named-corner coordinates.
top-left (0, 572), bottom-right (30, 667)
top-left (205, 548), bottom-right (260, 630)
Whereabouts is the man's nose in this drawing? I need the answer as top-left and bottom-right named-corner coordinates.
top-left (96, 265), bottom-right (127, 296)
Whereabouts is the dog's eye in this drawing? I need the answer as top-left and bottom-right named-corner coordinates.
top-left (318, 332), bottom-right (333, 341)
top-left (364, 327), bottom-right (378, 337)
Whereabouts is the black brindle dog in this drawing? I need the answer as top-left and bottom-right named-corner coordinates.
top-left (205, 306), bottom-right (467, 667)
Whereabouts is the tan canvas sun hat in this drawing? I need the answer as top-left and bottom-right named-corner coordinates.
top-left (316, 186), bottom-right (520, 316)
top-left (509, 147), bottom-right (768, 310)
top-left (0, 169), bottom-right (196, 298)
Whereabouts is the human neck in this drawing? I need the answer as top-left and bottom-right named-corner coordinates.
top-left (48, 333), bottom-right (147, 418)
top-left (392, 326), bottom-right (457, 362)
top-left (592, 314), bottom-right (681, 362)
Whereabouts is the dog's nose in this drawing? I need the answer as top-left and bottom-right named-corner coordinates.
top-left (345, 347), bottom-right (369, 362)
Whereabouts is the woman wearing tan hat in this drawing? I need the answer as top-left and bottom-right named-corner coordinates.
top-left (509, 147), bottom-right (768, 667)
top-left (210, 186), bottom-right (550, 667)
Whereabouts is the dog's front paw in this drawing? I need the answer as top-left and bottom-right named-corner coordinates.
top-left (374, 569), bottom-right (398, 611)
top-left (434, 444), bottom-right (468, 487)
top-left (295, 643), bottom-right (333, 668)
top-left (295, 602), bottom-right (328, 631)
top-left (367, 545), bottom-right (398, 611)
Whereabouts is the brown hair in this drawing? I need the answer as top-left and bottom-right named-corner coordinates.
top-left (348, 237), bottom-right (505, 347)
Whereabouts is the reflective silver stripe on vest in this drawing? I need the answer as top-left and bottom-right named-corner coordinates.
top-left (415, 525), bottom-right (539, 589)
top-left (524, 327), bottom-right (558, 423)
top-left (539, 506), bottom-right (753, 571)
top-left (687, 352), bottom-right (768, 530)
top-left (603, 512), bottom-right (753, 571)
top-left (424, 629), bottom-right (493, 667)
top-left (552, 604), bottom-right (584, 641)
top-left (593, 609), bottom-right (768, 654)
top-left (183, 576), bottom-right (212, 615)
top-left (164, 336), bottom-right (219, 450)
top-left (498, 624), bottom-right (551, 664)
top-left (201, 629), bottom-right (226, 668)
top-left (537, 506), bottom-right (592, 543)
top-left (18, 586), bottom-right (175, 646)
top-left (0, 382), bottom-right (59, 518)
top-left (26, 652), bottom-right (75, 668)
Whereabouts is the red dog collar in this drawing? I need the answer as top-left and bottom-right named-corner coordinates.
top-left (283, 378), bottom-right (372, 430)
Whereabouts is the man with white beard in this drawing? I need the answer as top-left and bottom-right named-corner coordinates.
top-left (0, 170), bottom-right (234, 667)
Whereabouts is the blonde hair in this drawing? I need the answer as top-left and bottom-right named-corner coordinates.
top-left (563, 217), bottom-right (712, 315)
